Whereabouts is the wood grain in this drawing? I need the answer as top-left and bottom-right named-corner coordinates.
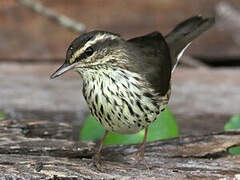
top-left (1, 118), bottom-right (240, 179)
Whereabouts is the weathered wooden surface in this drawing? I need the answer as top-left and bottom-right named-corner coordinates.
top-left (1, 117), bottom-right (240, 179)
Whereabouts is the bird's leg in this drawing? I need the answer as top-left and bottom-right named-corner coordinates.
top-left (92, 130), bottom-right (109, 168)
top-left (135, 127), bottom-right (148, 161)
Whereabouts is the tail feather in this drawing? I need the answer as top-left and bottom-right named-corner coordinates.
top-left (165, 16), bottom-right (215, 71)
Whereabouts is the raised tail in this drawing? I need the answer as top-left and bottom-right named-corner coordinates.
top-left (165, 16), bottom-right (215, 71)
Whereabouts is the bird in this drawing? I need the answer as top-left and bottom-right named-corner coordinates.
top-left (50, 16), bottom-right (214, 167)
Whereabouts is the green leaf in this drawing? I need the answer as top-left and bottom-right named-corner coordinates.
top-left (228, 147), bottom-right (240, 155)
top-left (146, 108), bottom-right (179, 142)
top-left (0, 111), bottom-right (6, 120)
top-left (224, 115), bottom-right (240, 131)
top-left (224, 115), bottom-right (240, 155)
top-left (79, 115), bottom-right (105, 141)
top-left (79, 108), bottom-right (179, 145)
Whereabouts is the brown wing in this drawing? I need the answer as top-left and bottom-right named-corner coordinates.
top-left (127, 32), bottom-right (171, 96)
top-left (165, 16), bottom-right (215, 67)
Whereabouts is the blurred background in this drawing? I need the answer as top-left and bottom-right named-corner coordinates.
top-left (0, 0), bottom-right (239, 140)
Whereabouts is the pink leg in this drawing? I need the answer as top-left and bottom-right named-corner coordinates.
top-left (92, 130), bottom-right (109, 168)
top-left (136, 127), bottom-right (148, 160)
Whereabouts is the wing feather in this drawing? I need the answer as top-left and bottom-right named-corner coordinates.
top-left (127, 32), bottom-right (172, 96)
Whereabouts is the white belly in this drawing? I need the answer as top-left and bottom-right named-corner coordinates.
top-left (81, 67), bottom-right (169, 134)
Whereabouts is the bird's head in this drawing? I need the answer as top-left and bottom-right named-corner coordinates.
top-left (50, 31), bottom-right (127, 79)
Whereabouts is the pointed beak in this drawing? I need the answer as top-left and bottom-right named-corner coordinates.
top-left (50, 62), bottom-right (76, 79)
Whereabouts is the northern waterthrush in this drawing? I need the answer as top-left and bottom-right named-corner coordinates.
top-left (51, 16), bottom-right (214, 166)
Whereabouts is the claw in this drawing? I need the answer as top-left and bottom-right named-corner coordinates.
top-left (129, 127), bottom-right (149, 169)
top-left (92, 153), bottom-right (103, 171)
top-left (92, 130), bottom-right (109, 171)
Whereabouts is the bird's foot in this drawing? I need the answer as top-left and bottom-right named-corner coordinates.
top-left (129, 145), bottom-right (150, 170)
top-left (133, 145), bottom-right (145, 161)
top-left (92, 153), bottom-right (103, 171)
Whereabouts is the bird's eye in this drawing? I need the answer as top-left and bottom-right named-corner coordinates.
top-left (85, 47), bottom-right (94, 56)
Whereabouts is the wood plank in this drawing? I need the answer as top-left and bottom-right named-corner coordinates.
top-left (0, 118), bottom-right (240, 179)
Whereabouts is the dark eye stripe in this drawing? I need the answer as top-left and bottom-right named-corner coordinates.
top-left (72, 38), bottom-right (120, 64)
top-left (75, 53), bottom-right (87, 62)
top-left (74, 47), bottom-right (93, 63)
